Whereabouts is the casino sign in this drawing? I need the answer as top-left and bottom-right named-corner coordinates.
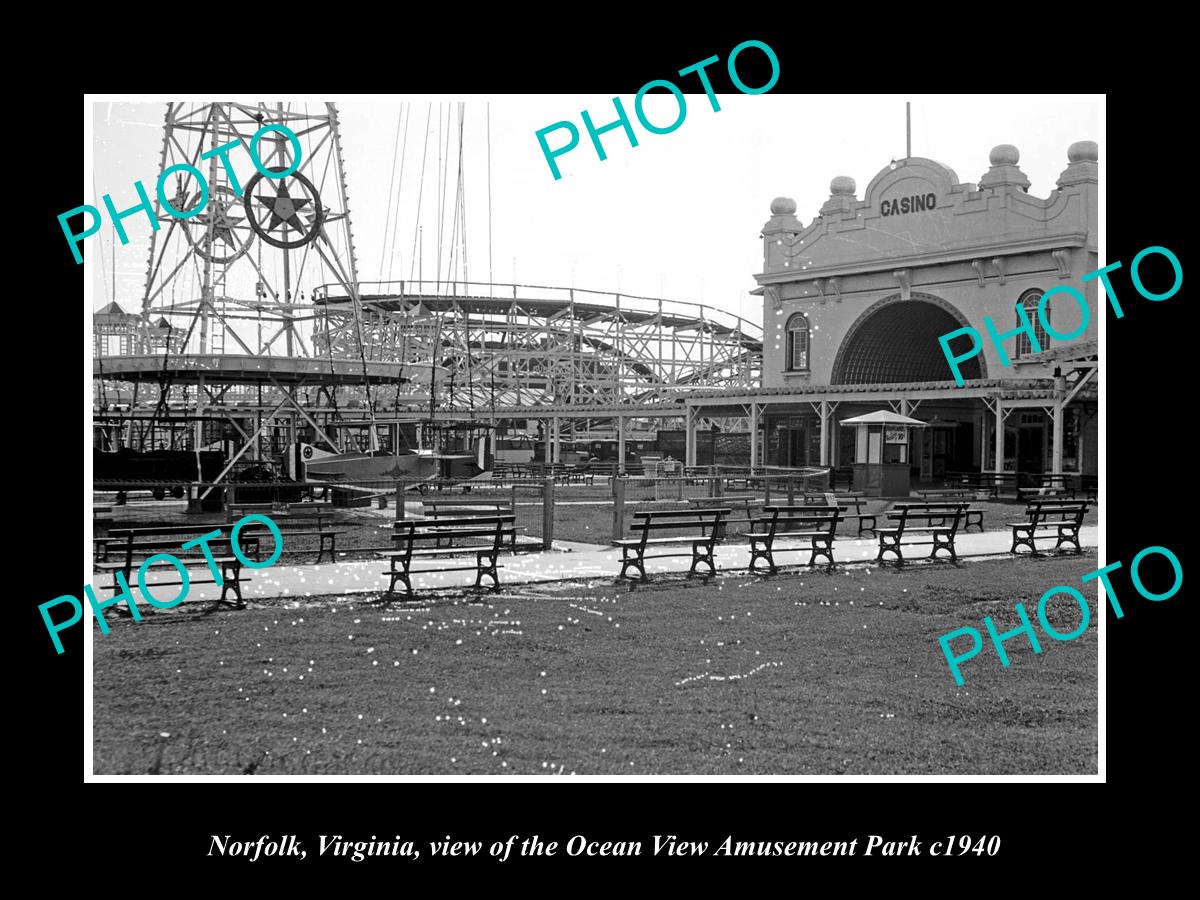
top-left (881, 193), bottom-right (937, 216)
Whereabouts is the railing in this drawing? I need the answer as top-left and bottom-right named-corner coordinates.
top-left (313, 280), bottom-right (763, 343)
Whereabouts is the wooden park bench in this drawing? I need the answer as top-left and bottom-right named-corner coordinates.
top-left (831, 466), bottom-right (855, 492)
top-left (380, 514), bottom-right (516, 598)
top-left (805, 490), bottom-right (865, 510)
top-left (688, 494), bottom-right (758, 538)
top-left (1015, 475), bottom-right (1075, 503)
top-left (917, 487), bottom-right (974, 502)
top-left (804, 490), bottom-right (876, 537)
top-left (895, 500), bottom-right (983, 534)
top-left (1079, 475), bottom-right (1098, 502)
top-left (571, 464), bottom-right (596, 486)
top-left (876, 502), bottom-right (969, 567)
top-left (420, 498), bottom-right (523, 552)
top-left (227, 502), bottom-right (343, 563)
top-left (945, 471), bottom-right (1018, 500)
top-left (615, 508), bottom-right (730, 581)
top-left (494, 463), bottom-right (533, 483)
top-left (586, 461), bottom-right (617, 481)
top-left (94, 524), bottom-right (257, 608)
top-left (1008, 499), bottom-right (1090, 556)
top-left (743, 504), bottom-right (841, 574)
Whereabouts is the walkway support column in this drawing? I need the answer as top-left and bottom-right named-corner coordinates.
top-left (1051, 399), bottom-right (1064, 475)
top-left (749, 403), bottom-right (760, 469)
top-left (691, 408), bottom-right (700, 465)
top-left (819, 400), bottom-right (829, 467)
top-left (993, 396), bottom-right (1005, 473)
top-left (543, 475), bottom-right (555, 550)
top-left (617, 414), bottom-right (626, 476)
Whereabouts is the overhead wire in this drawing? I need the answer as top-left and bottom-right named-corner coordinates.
top-left (408, 103), bottom-right (432, 286)
top-left (385, 104), bottom-right (411, 285)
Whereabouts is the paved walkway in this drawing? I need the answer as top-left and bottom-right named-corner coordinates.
top-left (104, 527), bottom-right (1098, 604)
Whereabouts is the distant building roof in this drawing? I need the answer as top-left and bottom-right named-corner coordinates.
top-left (94, 301), bottom-right (131, 317)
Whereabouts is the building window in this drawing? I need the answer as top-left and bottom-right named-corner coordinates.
top-left (1016, 289), bottom-right (1050, 358)
top-left (786, 313), bottom-right (810, 371)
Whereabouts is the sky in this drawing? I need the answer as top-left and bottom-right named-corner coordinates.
top-left (89, 95), bottom-right (1100, 337)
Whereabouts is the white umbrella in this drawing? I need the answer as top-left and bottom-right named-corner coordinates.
top-left (839, 410), bottom-right (928, 427)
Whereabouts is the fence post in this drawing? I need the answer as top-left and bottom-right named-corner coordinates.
top-left (612, 476), bottom-right (626, 543)
top-left (542, 475), bottom-right (555, 550)
top-left (787, 476), bottom-right (796, 506)
top-left (764, 473), bottom-right (771, 506)
top-left (394, 479), bottom-right (405, 520)
top-left (713, 470), bottom-right (724, 499)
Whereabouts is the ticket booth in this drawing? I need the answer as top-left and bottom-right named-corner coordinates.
top-left (840, 411), bottom-right (928, 497)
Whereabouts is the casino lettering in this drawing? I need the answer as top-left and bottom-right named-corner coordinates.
top-left (881, 192), bottom-right (936, 216)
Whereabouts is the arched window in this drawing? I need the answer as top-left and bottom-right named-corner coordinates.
top-left (1016, 289), bottom-right (1050, 358)
top-left (786, 313), bottom-right (810, 371)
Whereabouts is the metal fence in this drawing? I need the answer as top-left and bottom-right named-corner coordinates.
top-left (93, 476), bottom-right (554, 563)
top-left (607, 468), bottom-right (831, 543)
top-left (92, 466), bottom-right (832, 561)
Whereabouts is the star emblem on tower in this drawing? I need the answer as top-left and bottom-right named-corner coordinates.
top-left (242, 168), bottom-right (324, 249)
top-left (254, 182), bottom-right (311, 235)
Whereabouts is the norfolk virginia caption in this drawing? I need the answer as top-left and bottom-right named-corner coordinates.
top-left (209, 834), bottom-right (1002, 862)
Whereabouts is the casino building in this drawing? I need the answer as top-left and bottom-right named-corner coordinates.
top-left (683, 142), bottom-right (1099, 487)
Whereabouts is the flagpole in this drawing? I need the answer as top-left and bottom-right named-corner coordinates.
top-left (906, 101), bottom-right (911, 159)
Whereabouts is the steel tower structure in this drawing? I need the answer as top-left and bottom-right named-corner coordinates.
top-left (96, 102), bottom-right (763, 440)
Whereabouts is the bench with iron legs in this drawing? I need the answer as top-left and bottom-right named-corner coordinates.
top-left (228, 507), bottom-right (343, 563)
top-left (380, 514), bottom-right (516, 599)
top-left (615, 508), bottom-right (730, 582)
top-left (1007, 500), bottom-right (1090, 556)
top-left (1015, 485), bottom-right (1073, 503)
top-left (803, 491), bottom-right (879, 537)
top-left (831, 466), bottom-right (855, 492)
top-left (894, 501), bottom-right (984, 534)
top-left (876, 502), bottom-right (969, 567)
top-left (587, 461), bottom-right (618, 481)
top-left (421, 500), bottom-right (523, 552)
top-left (1079, 475), bottom-right (1098, 503)
top-left (94, 525), bottom-right (258, 609)
top-left (917, 488), bottom-right (974, 502)
top-left (945, 471), bottom-right (1018, 500)
top-left (805, 491), bottom-right (866, 511)
top-left (743, 505), bottom-right (841, 574)
top-left (1015, 474), bottom-right (1075, 502)
top-left (687, 495), bottom-right (759, 538)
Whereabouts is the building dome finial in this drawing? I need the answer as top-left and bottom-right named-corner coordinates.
top-left (770, 197), bottom-right (797, 215)
top-left (989, 144), bottom-right (1020, 166)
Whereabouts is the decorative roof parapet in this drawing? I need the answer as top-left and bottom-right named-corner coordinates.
top-left (761, 197), bottom-right (804, 237)
top-left (978, 144), bottom-right (1031, 191)
top-left (1056, 141), bottom-right (1099, 187)
top-left (819, 176), bottom-right (858, 216)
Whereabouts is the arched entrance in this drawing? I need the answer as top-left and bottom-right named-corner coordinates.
top-left (830, 292), bottom-right (985, 385)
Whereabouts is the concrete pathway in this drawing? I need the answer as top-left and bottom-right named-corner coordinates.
top-left (103, 526), bottom-right (1098, 604)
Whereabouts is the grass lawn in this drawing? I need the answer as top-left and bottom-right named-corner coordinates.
top-left (93, 552), bottom-right (1098, 776)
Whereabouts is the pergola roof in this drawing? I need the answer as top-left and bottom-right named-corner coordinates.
top-left (1014, 340), bottom-right (1099, 365)
top-left (92, 354), bottom-right (409, 386)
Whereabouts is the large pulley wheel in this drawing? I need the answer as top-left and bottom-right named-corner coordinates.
top-left (243, 167), bottom-right (324, 250)
top-left (181, 183), bottom-right (255, 264)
